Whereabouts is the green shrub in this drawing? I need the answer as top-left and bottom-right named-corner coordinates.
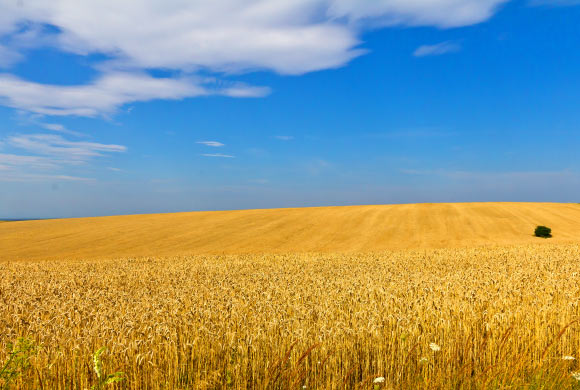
top-left (0, 338), bottom-right (37, 390)
top-left (91, 347), bottom-right (124, 390)
top-left (535, 226), bottom-right (552, 238)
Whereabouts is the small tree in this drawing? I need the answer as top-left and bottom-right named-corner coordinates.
top-left (535, 226), bottom-right (552, 238)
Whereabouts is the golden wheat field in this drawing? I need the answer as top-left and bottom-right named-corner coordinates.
top-left (2, 202), bottom-right (580, 261)
top-left (2, 203), bottom-right (580, 389)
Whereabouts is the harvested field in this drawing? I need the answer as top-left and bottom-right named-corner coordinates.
top-left (2, 202), bottom-right (580, 261)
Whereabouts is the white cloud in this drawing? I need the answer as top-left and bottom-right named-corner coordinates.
top-left (40, 123), bottom-right (66, 132)
top-left (0, 0), bottom-right (508, 117)
top-left (414, 41), bottom-right (461, 57)
top-left (3, 1), bottom-right (362, 76)
top-left (1, 133), bottom-right (127, 181)
top-left (329, 0), bottom-right (508, 27)
top-left (0, 1), bottom-right (509, 70)
top-left (197, 141), bottom-right (225, 147)
top-left (0, 43), bottom-right (22, 68)
top-left (0, 153), bottom-right (61, 170)
top-left (7, 134), bottom-right (126, 159)
top-left (201, 153), bottom-right (235, 158)
top-left (0, 172), bottom-right (94, 182)
top-left (0, 72), bottom-right (269, 117)
top-left (39, 123), bottom-right (84, 137)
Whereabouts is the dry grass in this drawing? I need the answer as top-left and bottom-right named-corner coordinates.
top-left (2, 202), bottom-right (580, 261)
top-left (2, 244), bottom-right (580, 389)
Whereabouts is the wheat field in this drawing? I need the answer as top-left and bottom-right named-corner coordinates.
top-left (2, 202), bottom-right (580, 261)
top-left (2, 203), bottom-right (580, 389)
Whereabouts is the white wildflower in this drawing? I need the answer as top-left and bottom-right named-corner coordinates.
top-left (373, 377), bottom-right (385, 383)
top-left (571, 372), bottom-right (580, 381)
top-left (429, 343), bottom-right (441, 352)
top-left (563, 355), bottom-right (575, 361)
top-left (419, 357), bottom-right (429, 364)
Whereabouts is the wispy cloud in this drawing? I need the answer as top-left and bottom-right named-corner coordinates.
top-left (8, 134), bottom-right (126, 160)
top-left (1, 133), bottom-right (127, 182)
top-left (414, 41), bottom-right (461, 57)
top-left (0, 153), bottom-right (61, 170)
top-left (201, 153), bottom-right (235, 158)
top-left (274, 135), bottom-right (294, 141)
top-left (0, 73), bottom-right (270, 117)
top-left (0, 173), bottom-right (94, 182)
top-left (41, 123), bottom-right (67, 132)
top-left (0, 44), bottom-right (22, 68)
top-left (39, 123), bottom-right (85, 137)
top-left (197, 141), bottom-right (225, 147)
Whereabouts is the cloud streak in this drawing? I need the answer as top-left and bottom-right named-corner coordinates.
top-left (1, 133), bottom-right (127, 182)
top-left (201, 153), bottom-right (235, 158)
top-left (0, 43), bottom-right (22, 68)
top-left (0, 172), bottom-right (94, 182)
top-left (414, 41), bottom-right (461, 57)
top-left (197, 141), bottom-right (225, 147)
top-left (0, 153), bottom-right (62, 170)
top-left (38, 123), bottom-right (85, 137)
top-left (0, 72), bottom-right (269, 117)
top-left (7, 134), bottom-right (126, 159)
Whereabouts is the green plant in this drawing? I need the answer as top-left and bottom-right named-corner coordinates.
top-left (91, 347), bottom-right (124, 390)
top-left (535, 226), bottom-right (552, 238)
top-left (0, 338), bottom-right (37, 390)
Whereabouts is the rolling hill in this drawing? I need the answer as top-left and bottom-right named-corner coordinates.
top-left (2, 202), bottom-right (580, 261)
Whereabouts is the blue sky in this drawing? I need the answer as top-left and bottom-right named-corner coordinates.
top-left (0, 0), bottom-right (579, 218)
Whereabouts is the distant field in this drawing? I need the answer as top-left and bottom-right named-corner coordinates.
top-left (2, 202), bottom-right (580, 261)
